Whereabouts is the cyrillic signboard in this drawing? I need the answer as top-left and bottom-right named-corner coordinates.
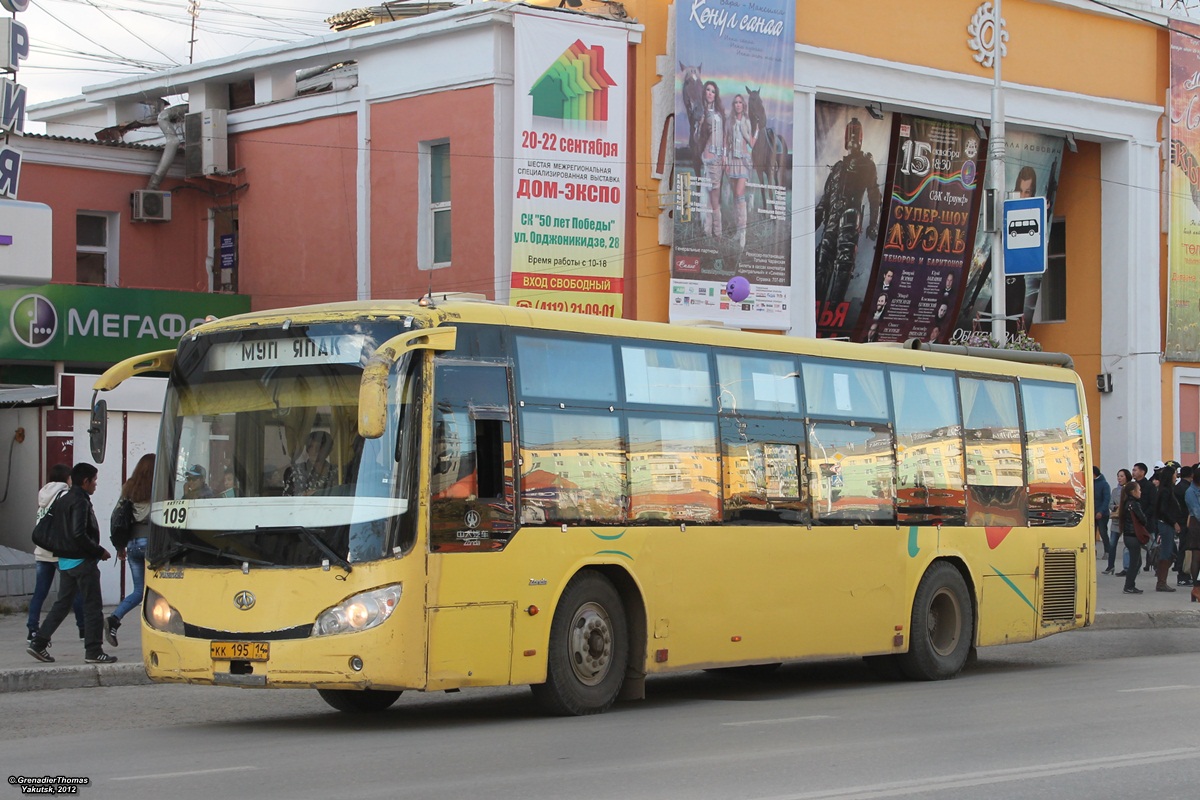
top-left (0, 284), bottom-right (250, 362)
top-left (1167, 19), bottom-right (1200, 361)
top-left (855, 115), bottom-right (986, 343)
top-left (670, 0), bottom-right (795, 329)
top-left (509, 12), bottom-right (628, 318)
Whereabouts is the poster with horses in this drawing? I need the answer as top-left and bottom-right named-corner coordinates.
top-left (669, 0), bottom-right (794, 330)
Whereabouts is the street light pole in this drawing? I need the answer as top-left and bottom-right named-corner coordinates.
top-left (989, 0), bottom-right (1007, 343)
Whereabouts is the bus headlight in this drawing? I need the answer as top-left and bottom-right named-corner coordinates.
top-left (313, 584), bottom-right (402, 637)
top-left (144, 588), bottom-right (185, 635)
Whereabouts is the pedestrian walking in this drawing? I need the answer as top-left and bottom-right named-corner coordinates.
top-left (1175, 465), bottom-right (1193, 586)
top-left (1119, 477), bottom-right (1149, 594)
top-left (1134, 462), bottom-right (1157, 573)
top-left (25, 463), bottom-right (84, 645)
top-left (25, 463), bottom-right (117, 665)
top-left (1154, 462), bottom-right (1183, 592)
top-left (1107, 468), bottom-right (1131, 575)
top-left (105, 453), bottom-right (154, 647)
top-left (1184, 468), bottom-right (1200, 602)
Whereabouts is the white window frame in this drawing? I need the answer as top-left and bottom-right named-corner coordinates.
top-left (76, 211), bottom-right (120, 286)
top-left (418, 139), bottom-right (451, 271)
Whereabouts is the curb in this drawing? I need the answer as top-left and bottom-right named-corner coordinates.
top-left (0, 663), bottom-right (150, 694)
top-left (1091, 610), bottom-right (1200, 631)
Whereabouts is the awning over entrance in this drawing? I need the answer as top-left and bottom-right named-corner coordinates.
top-left (0, 385), bottom-right (57, 407)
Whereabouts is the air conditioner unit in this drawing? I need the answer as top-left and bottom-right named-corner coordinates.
top-left (184, 108), bottom-right (229, 178)
top-left (131, 189), bottom-right (172, 222)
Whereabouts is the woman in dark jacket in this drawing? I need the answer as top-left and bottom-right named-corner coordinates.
top-left (1120, 478), bottom-right (1149, 594)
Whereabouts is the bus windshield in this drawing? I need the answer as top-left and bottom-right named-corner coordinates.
top-left (148, 321), bottom-right (421, 569)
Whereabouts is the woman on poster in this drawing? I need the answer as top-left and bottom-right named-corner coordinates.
top-left (726, 93), bottom-right (757, 250)
top-left (699, 81), bottom-right (726, 238)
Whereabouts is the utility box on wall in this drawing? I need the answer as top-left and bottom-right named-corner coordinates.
top-left (131, 189), bottom-right (172, 222)
top-left (184, 108), bottom-right (229, 178)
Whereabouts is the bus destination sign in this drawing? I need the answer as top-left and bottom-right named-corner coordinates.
top-left (208, 335), bottom-right (368, 371)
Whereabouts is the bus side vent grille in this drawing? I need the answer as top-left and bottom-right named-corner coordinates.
top-left (1040, 550), bottom-right (1077, 624)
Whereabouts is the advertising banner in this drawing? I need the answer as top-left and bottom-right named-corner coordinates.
top-left (509, 13), bottom-right (629, 318)
top-left (669, 0), bottom-right (794, 329)
top-left (1167, 19), bottom-right (1200, 361)
top-left (854, 115), bottom-right (986, 343)
top-left (953, 131), bottom-right (1063, 342)
top-left (0, 284), bottom-right (250, 362)
top-left (813, 101), bottom-right (891, 339)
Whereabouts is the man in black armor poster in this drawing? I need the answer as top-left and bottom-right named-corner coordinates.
top-left (813, 103), bottom-right (889, 338)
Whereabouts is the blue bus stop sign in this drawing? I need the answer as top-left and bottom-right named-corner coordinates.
top-left (1003, 196), bottom-right (1047, 276)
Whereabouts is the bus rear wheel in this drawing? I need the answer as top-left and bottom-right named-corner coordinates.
top-left (898, 562), bottom-right (973, 681)
top-left (317, 688), bottom-right (402, 713)
top-left (532, 571), bottom-right (628, 716)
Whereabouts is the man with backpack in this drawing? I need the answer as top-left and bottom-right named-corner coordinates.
top-left (25, 462), bottom-right (117, 665)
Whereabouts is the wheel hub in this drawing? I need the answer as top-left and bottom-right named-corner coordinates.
top-left (568, 602), bottom-right (612, 686)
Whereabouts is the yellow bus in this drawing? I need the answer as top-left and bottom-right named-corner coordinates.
top-left (91, 297), bottom-right (1094, 715)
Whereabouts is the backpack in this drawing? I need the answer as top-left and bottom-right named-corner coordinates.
top-left (110, 497), bottom-right (135, 550)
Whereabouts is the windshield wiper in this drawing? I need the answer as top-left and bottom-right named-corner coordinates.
top-left (217, 527), bottom-right (352, 573)
top-left (154, 540), bottom-right (275, 569)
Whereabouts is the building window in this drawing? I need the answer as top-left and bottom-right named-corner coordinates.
top-left (1033, 218), bottom-right (1066, 323)
top-left (419, 140), bottom-right (451, 270)
top-left (76, 213), bottom-right (117, 285)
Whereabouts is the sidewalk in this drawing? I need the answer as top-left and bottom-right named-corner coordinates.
top-left (2, 557), bottom-right (1197, 693)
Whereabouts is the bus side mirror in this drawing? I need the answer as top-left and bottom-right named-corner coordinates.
top-left (358, 327), bottom-right (457, 439)
top-left (89, 397), bottom-right (108, 463)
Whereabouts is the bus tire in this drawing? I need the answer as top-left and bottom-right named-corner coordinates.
top-left (898, 562), bottom-right (973, 681)
top-left (532, 571), bottom-right (628, 716)
top-left (317, 688), bottom-right (402, 713)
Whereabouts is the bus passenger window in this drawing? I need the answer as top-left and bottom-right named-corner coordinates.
top-left (519, 410), bottom-right (624, 525)
top-left (516, 335), bottom-right (617, 404)
top-left (807, 422), bottom-right (895, 524)
top-left (891, 369), bottom-right (965, 525)
top-left (714, 353), bottom-right (800, 414)
top-left (721, 417), bottom-right (809, 524)
top-left (429, 363), bottom-right (515, 551)
top-left (960, 376), bottom-right (1025, 527)
top-left (628, 416), bottom-right (719, 523)
top-left (1021, 380), bottom-right (1086, 526)
top-left (623, 345), bottom-right (713, 408)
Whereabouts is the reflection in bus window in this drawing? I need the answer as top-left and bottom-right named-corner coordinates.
top-left (960, 376), bottom-right (1025, 526)
top-left (516, 335), bottom-right (617, 403)
top-left (807, 422), bottom-right (895, 523)
top-left (628, 416), bottom-right (719, 522)
top-left (802, 360), bottom-right (888, 420)
top-left (721, 417), bottom-right (809, 524)
top-left (622, 345), bottom-right (713, 407)
top-left (891, 369), bottom-right (965, 525)
top-left (519, 410), bottom-right (624, 524)
top-left (715, 353), bottom-right (800, 414)
top-left (1022, 380), bottom-right (1086, 526)
top-left (430, 363), bottom-right (514, 551)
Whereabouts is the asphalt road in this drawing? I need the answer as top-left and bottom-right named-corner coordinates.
top-left (4, 627), bottom-right (1200, 800)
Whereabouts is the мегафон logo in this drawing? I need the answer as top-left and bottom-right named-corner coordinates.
top-left (9, 294), bottom-right (57, 348)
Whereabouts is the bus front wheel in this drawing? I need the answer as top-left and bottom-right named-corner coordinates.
top-left (532, 571), bottom-right (629, 716)
top-left (898, 562), bottom-right (973, 681)
top-left (317, 688), bottom-right (402, 713)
